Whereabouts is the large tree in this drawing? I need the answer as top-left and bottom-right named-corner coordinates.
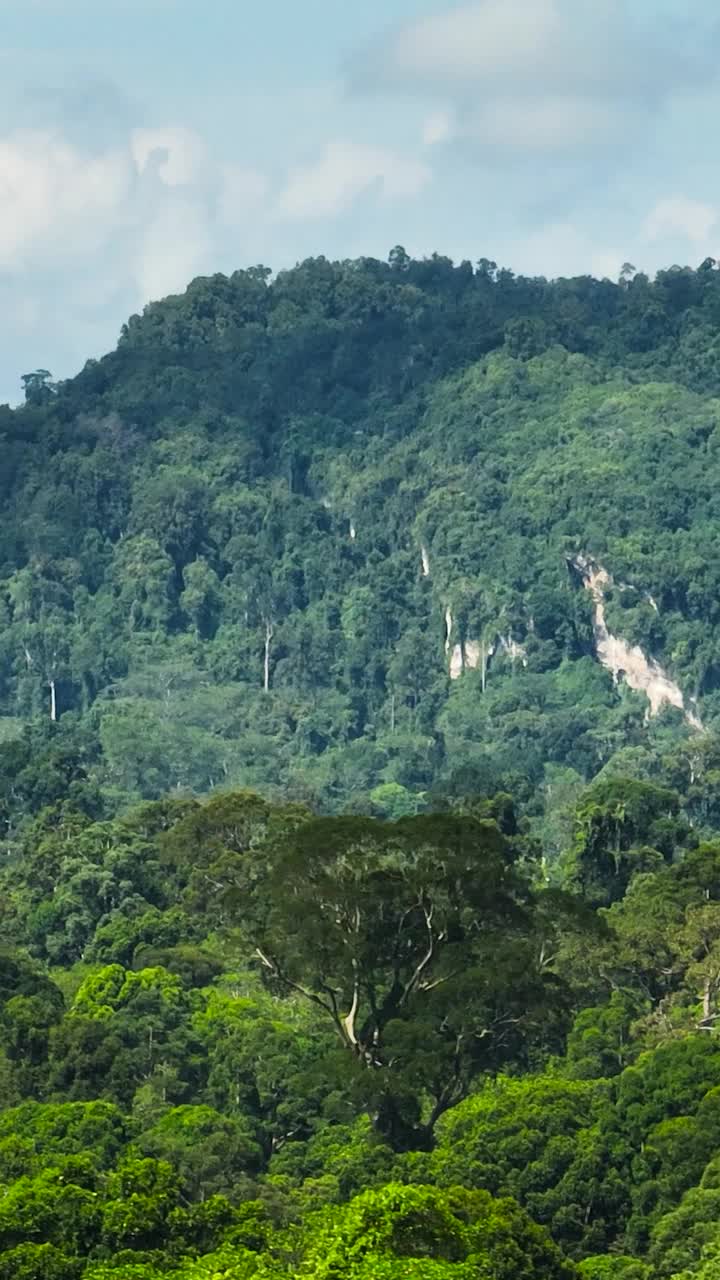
top-left (244, 813), bottom-right (569, 1147)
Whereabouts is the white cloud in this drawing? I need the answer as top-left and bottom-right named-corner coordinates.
top-left (496, 195), bottom-right (720, 285)
top-left (0, 125), bottom-right (268, 296)
top-left (422, 109), bottom-right (454, 146)
top-left (0, 130), bottom-right (130, 269)
top-left (466, 96), bottom-right (621, 151)
top-left (0, 111), bottom-right (436, 402)
top-left (590, 248), bottom-right (627, 282)
top-left (503, 198), bottom-right (720, 283)
top-left (509, 220), bottom-right (626, 280)
top-left (388, 0), bottom-right (565, 86)
top-left (644, 196), bottom-right (717, 245)
top-left (277, 141), bottom-right (431, 219)
top-left (353, 0), bottom-right (711, 154)
top-left (135, 199), bottom-right (213, 300)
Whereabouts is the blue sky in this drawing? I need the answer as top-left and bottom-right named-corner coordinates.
top-left (1, 0), bottom-right (719, 403)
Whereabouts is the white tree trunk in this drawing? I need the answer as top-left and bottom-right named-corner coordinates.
top-left (263, 619), bottom-right (273, 692)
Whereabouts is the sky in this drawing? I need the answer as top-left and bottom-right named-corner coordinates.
top-left (1, 0), bottom-right (720, 404)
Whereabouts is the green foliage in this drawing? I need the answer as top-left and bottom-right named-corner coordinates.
top-left (3, 253), bottom-right (720, 1277)
top-left (578, 1260), bottom-right (649, 1279)
top-left (569, 778), bottom-right (686, 906)
top-left (5, 254), bottom-right (720, 817)
top-left (424, 1075), bottom-right (602, 1250)
top-left (565, 992), bottom-right (649, 1080)
top-left (296, 1183), bottom-right (577, 1279)
top-left (0, 1241), bottom-right (80, 1280)
top-left (0, 774), bottom-right (717, 1273)
top-left (137, 1104), bottom-right (262, 1199)
top-left (0, 1101), bottom-right (128, 1177)
top-left (245, 811), bottom-right (570, 1147)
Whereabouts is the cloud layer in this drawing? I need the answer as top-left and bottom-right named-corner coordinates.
top-left (278, 141), bottom-right (431, 219)
top-left (351, 0), bottom-right (716, 154)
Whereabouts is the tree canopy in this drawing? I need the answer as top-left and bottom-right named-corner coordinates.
top-left (3, 250), bottom-right (720, 1276)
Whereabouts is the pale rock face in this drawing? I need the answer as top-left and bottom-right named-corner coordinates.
top-left (463, 639), bottom-right (496, 670)
top-left (460, 635), bottom-right (525, 679)
top-left (446, 607), bottom-right (465, 679)
top-left (573, 555), bottom-right (702, 731)
top-left (449, 644), bottom-right (464, 680)
top-left (446, 608), bottom-right (465, 680)
top-left (446, 623), bottom-right (527, 682)
top-left (463, 639), bottom-right (481, 670)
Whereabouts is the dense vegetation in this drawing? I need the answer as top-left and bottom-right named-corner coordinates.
top-left (3, 772), bottom-right (720, 1277)
top-left (5, 250), bottom-right (720, 820)
top-left (5, 251), bottom-right (720, 1275)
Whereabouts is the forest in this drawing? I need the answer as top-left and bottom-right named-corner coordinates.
top-left (5, 250), bottom-right (720, 1274)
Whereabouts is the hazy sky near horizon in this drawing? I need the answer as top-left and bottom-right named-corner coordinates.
top-left (1, 0), bottom-right (719, 403)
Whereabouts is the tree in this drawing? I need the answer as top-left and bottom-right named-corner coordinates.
top-left (20, 370), bottom-right (57, 406)
top-left (297, 1183), bottom-right (577, 1279)
top-left (100, 1156), bottom-right (180, 1253)
top-left (137, 1105), bottom-right (261, 1201)
top-left (426, 1075), bottom-right (601, 1249)
top-left (578, 1259), bottom-right (648, 1279)
top-left (0, 1166), bottom-right (101, 1254)
top-left (0, 1242), bottom-right (79, 1280)
top-left (388, 246), bottom-right (411, 272)
top-left (245, 813), bottom-right (569, 1147)
top-left (180, 559), bottom-right (221, 639)
top-left (569, 778), bottom-right (685, 906)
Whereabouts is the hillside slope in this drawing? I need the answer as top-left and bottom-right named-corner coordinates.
top-left (3, 252), bottom-right (720, 819)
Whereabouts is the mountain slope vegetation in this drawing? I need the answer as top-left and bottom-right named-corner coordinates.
top-left (4, 252), bottom-right (720, 819)
top-left (5, 253), bottom-right (720, 1278)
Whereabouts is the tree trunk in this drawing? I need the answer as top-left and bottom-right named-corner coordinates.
top-left (372, 1092), bottom-right (434, 1153)
top-left (263, 619), bottom-right (273, 692)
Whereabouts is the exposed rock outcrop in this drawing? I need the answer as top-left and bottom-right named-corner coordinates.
top-left (447, 625), bottom-right (526, 685)
top-left (572, 554), bottom-right (702, 731)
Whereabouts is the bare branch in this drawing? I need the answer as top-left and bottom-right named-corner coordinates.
top-left (399, 902), bottom-right (441, 1006)
top-left (254, 947), bottom-right (338, 1022)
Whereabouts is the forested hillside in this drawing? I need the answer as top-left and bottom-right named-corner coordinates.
top-left (7, 253), bottom-right (720, 1277)
top-left (4, 782), bottom-right (720, 1278)
top-left (4, 251), bottom-right (720, 819)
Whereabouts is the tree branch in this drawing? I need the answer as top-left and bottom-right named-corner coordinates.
top-left (342, 958), bottom-right (360, 1047)
top-left (255, 947), bottom-right (339, 1024)
top-left (399, 902), bottom-right (442, 1006)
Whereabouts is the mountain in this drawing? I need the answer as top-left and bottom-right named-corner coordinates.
top-left (5, 252), bottom-right (720, 1279)
top-left (3, 251), bottom-right (720, 832)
